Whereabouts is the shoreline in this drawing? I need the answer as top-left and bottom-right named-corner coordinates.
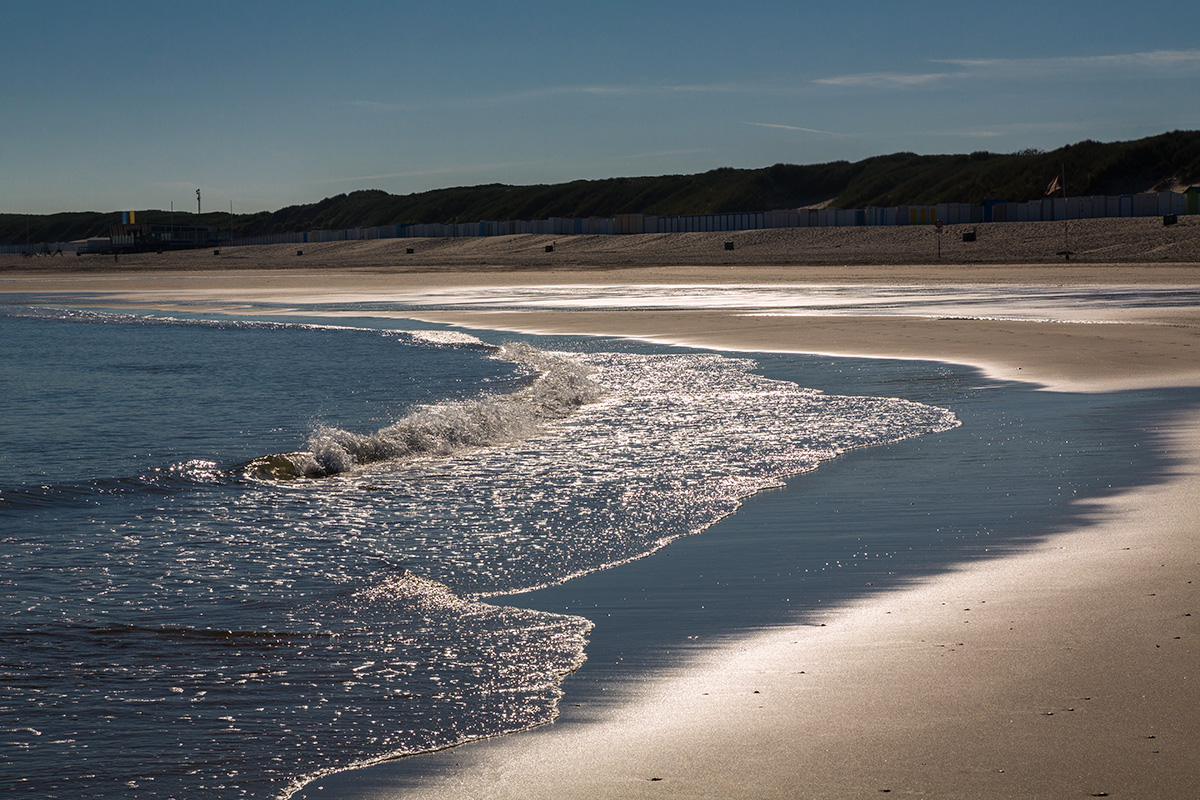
top-left (309, 406), bottom-right (1199, 800)
top-left (402, 308), bottom-right (1200, 393)
top-left (4, 245), bottom-right (1199, 798)
top-left (5, 258), bottom-right (1200, 394)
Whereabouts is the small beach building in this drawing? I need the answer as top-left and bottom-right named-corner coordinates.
top-left (109, 222), bottom-right (215, 252)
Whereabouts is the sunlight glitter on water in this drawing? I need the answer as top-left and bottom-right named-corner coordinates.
top-left (1, 308), bottom-right (961, 800)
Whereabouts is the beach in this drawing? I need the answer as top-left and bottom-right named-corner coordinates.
top-left (4, 220), bottom-right (1199, 798)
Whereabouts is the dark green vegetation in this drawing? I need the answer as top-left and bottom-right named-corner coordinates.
top-left (6, 131), bottom-right (1200, 245)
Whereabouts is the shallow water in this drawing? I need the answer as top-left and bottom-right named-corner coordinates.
top-left (292, 333), bottom-right (1199, 799)
top-left (1, 305), bottom-right (961, 799)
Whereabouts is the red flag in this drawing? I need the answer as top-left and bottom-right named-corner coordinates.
top-left (1045, 174), bottom-right (1062, 195)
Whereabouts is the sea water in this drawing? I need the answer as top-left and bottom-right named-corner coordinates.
top-left (0, 306), bottom-right (960, 799)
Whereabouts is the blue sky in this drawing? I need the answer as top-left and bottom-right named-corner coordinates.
top-left (4, 0), bottom-right (1200, 214)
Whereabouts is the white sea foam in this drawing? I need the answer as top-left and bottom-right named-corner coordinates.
top-left (402, 329), bottom-right (492, 348)
top-left (247, 342), bottom-right (602, 479)
top-left (272, 346), bottom-right (963, 601)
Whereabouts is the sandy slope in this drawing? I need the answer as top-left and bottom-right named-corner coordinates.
top-left (4, 215), bottom-right (1200, 272)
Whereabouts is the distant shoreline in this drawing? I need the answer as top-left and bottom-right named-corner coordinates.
top-left (3, 217), bottom-right (1200, 273)
top-left (5, 237), bottom-right (1200, 393)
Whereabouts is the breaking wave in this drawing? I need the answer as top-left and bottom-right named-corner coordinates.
top-left (246, 341), bottom-right (603, 479)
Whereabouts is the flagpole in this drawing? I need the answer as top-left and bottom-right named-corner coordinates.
top-left (1047, 167), bottom-right (1070, 259)
top-left (1061, 163), bottom-right (1068, 255)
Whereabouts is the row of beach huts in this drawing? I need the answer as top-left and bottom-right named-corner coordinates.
top-left (6, 188), bottom-right (1198, 255)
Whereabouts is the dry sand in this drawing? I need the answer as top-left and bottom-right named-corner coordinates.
top-left (4, 220), bottom-right (1199, 798)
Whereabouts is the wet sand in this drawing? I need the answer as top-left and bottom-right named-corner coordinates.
top-left (4, 224), bottom-right (1199, 798)
top-left (301, 418), bottom-right (1200, 800)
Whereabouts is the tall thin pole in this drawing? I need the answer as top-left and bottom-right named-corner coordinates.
top-left (1061, 162), bottom-right (1069, 254)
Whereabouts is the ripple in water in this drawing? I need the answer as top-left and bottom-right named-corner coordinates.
top-left (1, 327), bottom-right (958, 799)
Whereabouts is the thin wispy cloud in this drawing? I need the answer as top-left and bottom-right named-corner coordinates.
top-left (358, 53), bottom-right (1200, 110)
top-left (813, 72), bottom-right (949, 88)
top-left (497, 81), bottom-right (803, 100)
top-left (817, 49), bottom-right (1200, 89)
top-left (935, 48), bottom-right (1200, 75)
top-left (742, 122), bottom-right (854, 136)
